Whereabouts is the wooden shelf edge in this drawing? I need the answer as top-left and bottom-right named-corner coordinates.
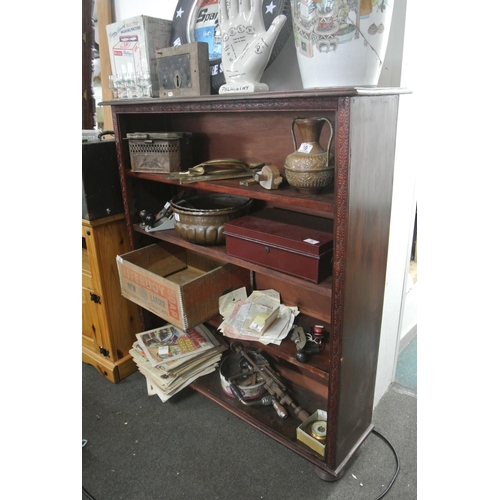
top-left (259, 340), bottom-right (331, 381)
top-left (125, 170), bottom-right (335, 218)
top-left (100, 86), bottom-right (410, 108)
top-left (190, 370), bottom-right (329, 469)
top-left (206, 321), bottom-right (330, 378)
top-left (133, 224), bottom-right (333, 298)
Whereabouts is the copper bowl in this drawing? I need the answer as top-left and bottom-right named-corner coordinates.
top-left (171, 194), bottom-right (252, 245)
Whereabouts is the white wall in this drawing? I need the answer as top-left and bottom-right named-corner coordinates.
top-left (373, 0), bottom-right (417, 406)
top-left (112, 0), bottom-right (416, 408)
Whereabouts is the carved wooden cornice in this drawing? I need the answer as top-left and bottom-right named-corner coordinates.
top-left (108, 95), bottom-right (340, 114)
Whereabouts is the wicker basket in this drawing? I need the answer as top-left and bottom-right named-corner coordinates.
top-left (126, 132), bottom-right (192, 173)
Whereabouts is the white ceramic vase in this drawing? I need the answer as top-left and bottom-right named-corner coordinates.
top-left (291, 0), bottom-right (393, 88)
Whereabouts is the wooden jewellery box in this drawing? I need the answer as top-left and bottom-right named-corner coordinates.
top-left (224, 209), bottom-right (333, 283)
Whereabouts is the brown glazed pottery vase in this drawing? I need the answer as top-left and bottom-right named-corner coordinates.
top-left (284, 117), bottom-right (334, 194)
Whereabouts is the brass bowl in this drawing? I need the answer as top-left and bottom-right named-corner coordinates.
top-left (284, 164), bottom-right (335, 195)
top-left (171, 194), bottom-right (252, 245)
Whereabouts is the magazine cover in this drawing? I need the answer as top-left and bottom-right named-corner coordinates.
top-left (136, 323), bottom-right (218, 367)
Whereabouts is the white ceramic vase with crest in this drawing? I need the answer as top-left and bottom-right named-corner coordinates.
top-left (291, 0), bottom-right (393, 88)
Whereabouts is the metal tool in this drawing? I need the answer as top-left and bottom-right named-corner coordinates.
top-left (139, 204), bottom-right (175, 232)
top-left (291, 325), bottom-right (322, 363)
top-left (179, 171), bottom-right (256, 184)
top-left (161, 158), bottom-right (265, 183)
top-left (229, 385), bottom-right (288, 419)
top-left (230, 342), bottom-right (310, 422)
top-left (138, 192), bottom-right (187, 232)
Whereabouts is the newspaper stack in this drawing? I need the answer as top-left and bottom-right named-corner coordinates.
top-left (129, 323), bottom-right (227, 402)
top-left (218, 288), bottom-right (299, 346)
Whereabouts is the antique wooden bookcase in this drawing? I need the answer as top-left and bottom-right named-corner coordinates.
top-left (103, 88), bottom-right (404, 480)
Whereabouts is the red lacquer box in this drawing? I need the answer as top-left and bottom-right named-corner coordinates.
top-left (224, 209), bottom-right (333, 283)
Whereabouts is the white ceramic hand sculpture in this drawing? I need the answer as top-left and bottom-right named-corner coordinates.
top-left (218, 0), bottom-right (287, 94)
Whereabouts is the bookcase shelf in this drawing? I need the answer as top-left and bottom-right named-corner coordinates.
top-left (133, 224), bottom-right (333, 299)
top-left (125, 170), bottom-right (336, 219)
top-left (190, 367), bottom-right (329, 466)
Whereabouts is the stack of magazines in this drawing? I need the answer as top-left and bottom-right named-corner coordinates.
top-left (129, 323), bottom-right (227, 402)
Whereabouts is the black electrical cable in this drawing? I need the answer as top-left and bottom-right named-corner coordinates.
top-left (82, 485), bottom-right (98, 500)
top-left (370, 429), bottom-right (401, 500)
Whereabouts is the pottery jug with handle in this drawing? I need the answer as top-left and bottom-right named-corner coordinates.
top-left (284, 117), bottom-right (334, 194)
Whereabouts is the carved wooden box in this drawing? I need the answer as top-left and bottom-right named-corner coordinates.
top-left (125, 132), bottom-right (193, 173)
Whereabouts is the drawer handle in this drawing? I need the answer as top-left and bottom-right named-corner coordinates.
top-left (90, 292), bottom-right (101, 304)
top-left (99, 346), bottom-right (109, 357)
top-left (264, 246), bottom-right (270, 253)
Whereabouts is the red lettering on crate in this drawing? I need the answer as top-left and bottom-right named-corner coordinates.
top-left (121, 267), bottom-right (174, 301)
top-left (166, 289), bottom-right (179, 320)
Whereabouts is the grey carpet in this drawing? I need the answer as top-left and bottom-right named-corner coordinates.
top-left (82, 362), bottom-right (416, 500)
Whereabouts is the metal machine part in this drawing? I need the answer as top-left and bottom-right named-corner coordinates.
top-left (221, 349), bottom-right (290, 419)
top-left (220, 351), bottom-right (267, 401)
top-left (229, 384), bottom-right (288, 418)
top-left (230, 342), bottom-right (311, 422)
top-left (291, 325), bottom-right (324, 363)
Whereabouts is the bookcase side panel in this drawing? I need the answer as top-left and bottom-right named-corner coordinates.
top-left (335, 95), bottom-right (400, 468)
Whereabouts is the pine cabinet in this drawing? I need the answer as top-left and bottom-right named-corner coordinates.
top-left (82, 214), bottom-right (142, 383)
top-left (103, 88), bottom-right (404, 479)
